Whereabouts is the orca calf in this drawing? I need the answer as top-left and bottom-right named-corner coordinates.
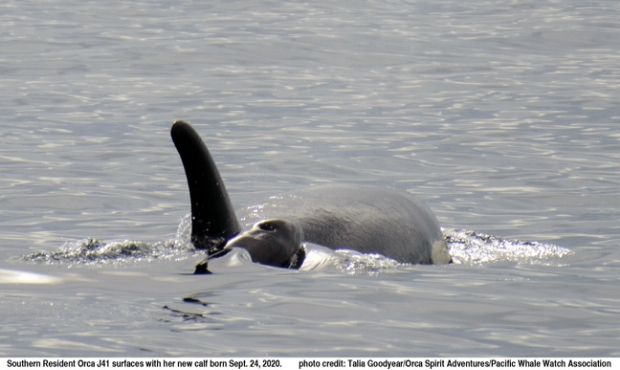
top-left (171, 120), bottom-right (451, 274)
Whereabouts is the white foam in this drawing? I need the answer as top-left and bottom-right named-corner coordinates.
top-left (445, 229), bottom-right (574, 265)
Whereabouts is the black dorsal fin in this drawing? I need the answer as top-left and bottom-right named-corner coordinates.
top-left (171, 120), bottom-right (241, 252)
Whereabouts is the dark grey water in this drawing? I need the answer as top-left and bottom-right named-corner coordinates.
top-left (1, 0), bottom-right (619, 356)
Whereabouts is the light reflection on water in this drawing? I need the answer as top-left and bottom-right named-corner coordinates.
top-left (1, 0), bottom-right (619, 357)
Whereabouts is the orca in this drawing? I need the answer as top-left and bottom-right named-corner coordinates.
top-left (171, 120), bottom-right (451, 274)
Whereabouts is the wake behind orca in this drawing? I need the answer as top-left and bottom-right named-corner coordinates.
top-left (171, 120), bottom-right (452, 274)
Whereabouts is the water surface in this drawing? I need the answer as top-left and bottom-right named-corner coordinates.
top-left (1, 0), bottom-right (619, 357)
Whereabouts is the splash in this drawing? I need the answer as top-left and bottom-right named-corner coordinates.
top-left (444, 229), bottom-right (573, 265)
top-left (303, 230), bottom-right (574, 275)
top-left (23, 215), bottom-right (196, 266)
top-left (23, 238), bottom-right (187, 265)
top-left (333, 250), bottom-right (403, 275)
